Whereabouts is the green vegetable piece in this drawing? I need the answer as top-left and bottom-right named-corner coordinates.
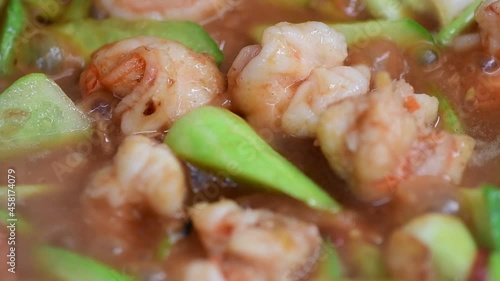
top-left (436, 0), bottom-right (482, 46)
top-left (460, 188), bottom-right (494, 249)
top-left (0, 209), bottom-right (32, 234)
top-left (165, 106), bottom-right (341, 212)
top-left (0, 73), bottom-right (92, 159)
top-left (428, 86), bottom-right (465, 134)
top-left (428, 0), bottom-right (476, 26)
top-left (485, 185), bottom-right (500, 251)
top-left (491, 252), bottom-right (500, 281)
top-left (345, 239), bottom-right (387, 279)
top-left (155, 235), bottom-right (174, 261)
top-left (22, 0), bottom-right (65, 22)
top-left (402, 213), bottom-right (477, 281)
top-left (330, 19), bottom-right (434, 49)
top-left (0, 0), bottom-right (27, 76)
top-left (251, 19), bottom-right (434, 52)
top-left (49, 19), bottom-right (223, 64)
top-left (58, 0), bottom-right (92, 22)
top-left (364, 0), bottom-right (410, 20)
top-left (310, 239), bottom-right (344, 281)
top-left (38, 245), bottom-right (136, 281)
top-left (0, 184), bottom-right (53, 204)
top-left (400, 0), bottom-right (434, 14)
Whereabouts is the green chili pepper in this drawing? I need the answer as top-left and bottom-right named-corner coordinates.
top-left (165, 106), bottom-right (341, 212)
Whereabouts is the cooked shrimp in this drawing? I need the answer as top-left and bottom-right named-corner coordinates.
top-left (80, 36), bottom-right (226, 135)
top-left (188, 200), bottom-right (322, 281)
top-left (85, 135), bottom-right (187, 219)
top-left (94, 0), bottom-right (234, 23)
top-left (476, 0), bottom-right (500, 57)
top-left (317, 73), bottom-right (474, 203)
top-left (228, 22), bottom-right (370, 137)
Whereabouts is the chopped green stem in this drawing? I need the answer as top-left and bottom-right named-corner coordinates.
top-left (165, 106), bottom-right (341, 212)
top-left (38, 246), bottom-right (137, 281)
top-left (436, 0), bottom-right (482, 46)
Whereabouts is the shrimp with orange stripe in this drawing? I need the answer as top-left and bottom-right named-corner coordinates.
top-left (317, 73), bottom-right (475, 203)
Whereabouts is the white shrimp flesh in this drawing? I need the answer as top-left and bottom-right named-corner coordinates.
top-left (94, 0), bottom-right (234, 23)
top-left (186, 199), bottom-right (322, 281)
top-left (80, 36), bottom-right (226, 135)
top-left (476, 0), bottom-right (500, 57)
top-left (84, 135), bottom-right (187, 219)
top-left (228, 21), bottom-right (370, 137)
top-left (317, 73), bottom-right (475, 203)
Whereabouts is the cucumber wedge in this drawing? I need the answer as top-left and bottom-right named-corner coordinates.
top-left (49, 19), bottom-right (223, 64)
top-left (165, 106), bottom-right (340, 212)
top-left (402, 213), bottom-right (477, 281)
top-left (0, 73), bottom-right (92, 159)
top-left (330, 19), bottom-right (434, 49)
top-left (459, 185), bottom-right (500, 251)
top-left (250, 19), bottom-right (434, 50)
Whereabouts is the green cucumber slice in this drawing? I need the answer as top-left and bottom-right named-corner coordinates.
top-left (0, 73), bottom-right (92, 159)
top-left (165, 106), bottom-right (341, 212)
